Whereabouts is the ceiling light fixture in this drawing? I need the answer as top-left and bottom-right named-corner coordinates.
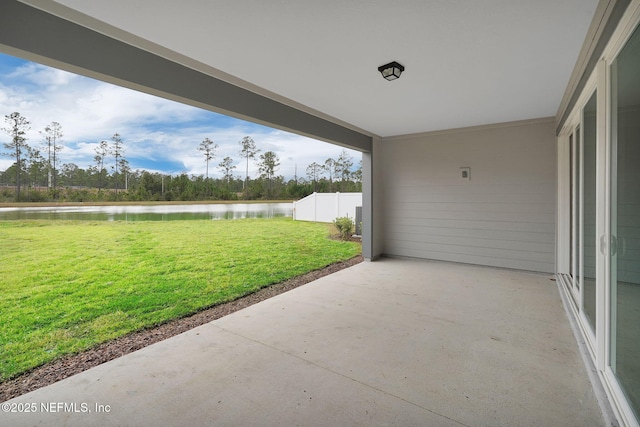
top-left (378, 61), bottom-right (405, 81)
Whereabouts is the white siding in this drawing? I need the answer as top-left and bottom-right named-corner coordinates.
top-left (381, 119), bottom-right (556, 273)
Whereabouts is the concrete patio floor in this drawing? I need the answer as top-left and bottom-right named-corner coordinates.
top-left (2, 258), bottom-right (605, 426)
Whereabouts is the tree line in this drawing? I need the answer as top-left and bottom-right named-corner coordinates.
top-left (1, 112), bottom-right (362, 202)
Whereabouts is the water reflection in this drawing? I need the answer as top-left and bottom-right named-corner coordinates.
top-left (0, 203), bottom-right (293, 221)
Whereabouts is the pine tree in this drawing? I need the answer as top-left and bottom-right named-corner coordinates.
top-left (238, 136), bottom-right (259, 191)
top-left (41, 122), bottom-right (63, 189)
top-left (2, 112), bottom-right (31, 199)
top-left (198, 138), bottom-right (218, 179)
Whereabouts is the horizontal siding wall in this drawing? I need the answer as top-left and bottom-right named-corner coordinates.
top-left (381, 119), bottom-right (556, 273)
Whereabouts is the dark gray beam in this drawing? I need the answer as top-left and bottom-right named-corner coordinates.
top-left (0, 1), bottom-right (372, 151)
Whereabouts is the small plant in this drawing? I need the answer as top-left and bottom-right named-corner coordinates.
top-left (334, 216), bottom-right (354, 240)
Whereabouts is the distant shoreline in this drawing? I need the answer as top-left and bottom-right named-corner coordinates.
top-left (0, 200), bottom-right (294, 208)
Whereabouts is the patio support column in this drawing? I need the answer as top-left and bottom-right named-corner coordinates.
top-left (362, 137), bottom-right (382, 261)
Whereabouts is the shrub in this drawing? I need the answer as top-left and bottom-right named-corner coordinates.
top-left (334, 216), bottom-right (354, 240)
top-left (0, 189), bottom-right (14, 202)
top-left (48, 188), bottom-right (63, 200)
top-left (24, 190), bottom-right (47, 202)
top-left (67, 189), bottom-right (91, 202)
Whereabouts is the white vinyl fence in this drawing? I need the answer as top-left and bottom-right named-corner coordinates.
top-left (293, 192), bottom-right (362, 223)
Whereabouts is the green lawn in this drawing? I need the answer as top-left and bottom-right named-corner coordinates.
top-left (0, 218), bottom-right (360, 381)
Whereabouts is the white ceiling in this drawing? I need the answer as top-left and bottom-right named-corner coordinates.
top-left (27, 0), bottom-right (599, 138)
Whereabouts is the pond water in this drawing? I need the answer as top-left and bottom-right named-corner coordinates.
top-left (0, 203), bottom-right (293, 221)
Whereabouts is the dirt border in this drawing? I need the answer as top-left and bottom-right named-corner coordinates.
top-left (0, 255), bottom-right (363, 402)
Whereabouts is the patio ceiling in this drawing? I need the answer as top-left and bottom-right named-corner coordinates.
top-left (18, 0), bottom-right (599, 138)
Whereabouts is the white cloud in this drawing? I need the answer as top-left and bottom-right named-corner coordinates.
top-left (10, 63), bottom-right (79, 88)
top-left (2, 66), bottom-right (202, 142)
top-left (0, 159), bottom-right (13, 170)
top-left (0, 57), bottom-right (361, 178)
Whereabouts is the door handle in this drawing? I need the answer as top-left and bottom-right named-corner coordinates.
top-left (601, 235), bottom-right (619, 257)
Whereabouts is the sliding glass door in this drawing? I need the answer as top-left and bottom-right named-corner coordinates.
top-left (564, 91), bottom-right (597, 343)
top-left (558, 5), bottom-right (640, 423)
top-left (610, 23), bottom-right (640, 419)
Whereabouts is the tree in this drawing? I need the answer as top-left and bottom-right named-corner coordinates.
top-left (258, 150), bottom-right (280, 198)
top-left (60, 163), bottom-right (83, 187)
top-left (336, 149), bottom-right (354, 190)
top-left (218, 156), bottom-right (236, 186)
top-left (238, 136), bottom-right (259, 191)
top-left (94, 140), bottom-right (109, 190)
top-left (2, 112), bottom-right (31, 199)
top-left (352, 159), bottom-right (362, 191)
top-left (285, 177), bottom-right (310, 199)
top-left (198, 137), bottom-right (218, 179)
top-left (306, 162), bottom-right (322, 192)
top-left (111, 133), bottom-right (125, 194)
top-left (26, 146), bottom-right (46, 189)
top-left (170, 173), bottom-right (195, 200)
top-left (119, 157), bottom-right (131, 191)
top-left (323, 158), bottom-right (336, 192)
top-left (138, 171), bottom-right (163, 199)
top-left (41, 122), bottom-right (63, 189)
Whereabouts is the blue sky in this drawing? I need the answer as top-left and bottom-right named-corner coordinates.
top-left (0, 53), bottom-right (360, 180)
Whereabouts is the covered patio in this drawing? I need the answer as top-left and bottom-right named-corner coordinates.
top-left (3, 0), bottom-right (640, 424)
top-left (4, 258), bottom-right (605, 426)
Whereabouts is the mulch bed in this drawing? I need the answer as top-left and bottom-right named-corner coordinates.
top-left (0, 255), bottom-right (363, 402)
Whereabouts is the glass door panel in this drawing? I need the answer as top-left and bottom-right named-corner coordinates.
top-left (583, 92), bottom-right (597, 333)
top-left (610, 23), bottom-right (640, 417)
top-left (576, 126), bottom-right (582, 295)
top-left (567, 132), bottom-right (578, 300)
